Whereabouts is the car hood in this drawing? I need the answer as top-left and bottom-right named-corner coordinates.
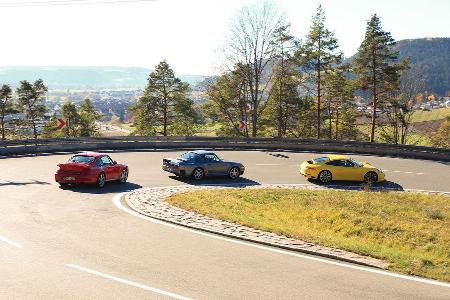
top-left (222, 160), bottom-right (243, 166)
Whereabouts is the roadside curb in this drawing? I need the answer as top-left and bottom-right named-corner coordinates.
top-left (124, 184), bottom-right (390, 270)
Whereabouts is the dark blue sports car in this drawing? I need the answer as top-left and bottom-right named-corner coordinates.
top-left (162, 150), bottom-right (245, 180)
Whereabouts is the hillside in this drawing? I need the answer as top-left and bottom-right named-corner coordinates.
top-left (0, 66), bottom-right (207, 89)
top-left (395, 37), bottom-right (450, 95)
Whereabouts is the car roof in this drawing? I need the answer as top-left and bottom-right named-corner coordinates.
top-left (74, 152), bottom-right (107, 158)
top-left (328, 154), bottom-right (350, 160)
top-left (190, 150), bottom-right (215, 155)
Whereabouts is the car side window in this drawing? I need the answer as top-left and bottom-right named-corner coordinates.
top-left (205, 154), bottom-right (220, 162)
top-left (101, 156), bottom-right (113, 165)
top-left (96, 158), bottom-right (104, 166)
top-left (326, 160), bottom-right (345, 167)
top-left (344, 160), bottom-right (355, 167)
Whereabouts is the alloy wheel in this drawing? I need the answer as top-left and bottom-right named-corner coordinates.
top-left (319, 170), bottom-right (332, 183)
top-left (193, 168), bottom-right (204, 180)
top-left (364, 172), bottom-right (378, 184)
top-left (97, 173), bottom-right (106, 188)
top-left (229, 167), bottom-right (240, 179)
top-left (120, 170), bottom-right (128, 183)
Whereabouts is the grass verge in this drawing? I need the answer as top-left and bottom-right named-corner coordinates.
top-left (167, 189), bottom-right (450, 281)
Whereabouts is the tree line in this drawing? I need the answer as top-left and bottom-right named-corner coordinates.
top-left (0, 79), bottom-right (102, 140)
top-left (132, 2), bottom-right (432, 145)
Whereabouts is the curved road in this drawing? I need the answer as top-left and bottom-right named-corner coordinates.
top-left (1, 150), bottom-right (449, 299)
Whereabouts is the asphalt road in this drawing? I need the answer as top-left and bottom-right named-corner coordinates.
top-left (1, 150), bottom-right (449, 299)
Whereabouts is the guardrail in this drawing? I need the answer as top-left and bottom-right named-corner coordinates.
top-left (1, 136), bottom-right (449, 162)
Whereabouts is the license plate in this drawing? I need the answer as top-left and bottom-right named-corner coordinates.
top-left (63, 177), bottom-right (75, 181)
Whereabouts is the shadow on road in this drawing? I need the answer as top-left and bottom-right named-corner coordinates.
top-left (307, 179), bottom-right (404, 191)
top-left (0, 179), bottom-right (50, 187)
top-left (60, 181), bottom-right (142, 194)
top-left (263, 151), bottom-right (290, 159)
top-left (168, 176), bottom-right (260, 187)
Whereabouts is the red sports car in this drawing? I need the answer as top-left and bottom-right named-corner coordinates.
top-left (55, 152), bottom-right (129, 188)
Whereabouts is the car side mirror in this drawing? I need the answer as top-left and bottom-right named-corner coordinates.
top-left (113, 161), bottom-right (117, 165)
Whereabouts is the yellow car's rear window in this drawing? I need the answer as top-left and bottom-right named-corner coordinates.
top-left (312, 157), bottom-right (330, 164)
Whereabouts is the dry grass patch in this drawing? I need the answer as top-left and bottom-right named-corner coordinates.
top-left (167, 189), bottom-right (450, 282)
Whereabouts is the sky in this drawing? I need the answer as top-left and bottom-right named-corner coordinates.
top-left (0, 0), bottom-right (448, 75)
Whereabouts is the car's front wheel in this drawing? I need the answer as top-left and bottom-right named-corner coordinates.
top-left (97, 172), bottom-right (106, 188)
top-left (192, 168), bottom-right (204, 180)
top-left (119, 169), bottom-right (128, 183)
top-left (318, 170), bottom-right (332, 183)
top-left (364, 171), bottom-right (378, 184)
top-left (229, 167), bottom-right (240, 179)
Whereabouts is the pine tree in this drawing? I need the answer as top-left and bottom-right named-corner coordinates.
top-left (296, 4), bottom-right (342, 139)
top-left (0, 84), bottom-right (14, 140)
top-left (133, 60), bottom-right (198, 136)
top-left (353, 14), bottom-right (406, 142)
top-left (79, 98), bottom-right (102, 136)
top-left (16, 79), bottom-right (48, 140)
top-left (206, 65), bottom-right (250, 137)
top-left (323, 67), bottom-right (356, 140)
top-left (271, 23), bottom-right (299, 138)
top-left (41, 114), bottom-right (64, 138)
top-left (61, 101), bottom-right (80, 137)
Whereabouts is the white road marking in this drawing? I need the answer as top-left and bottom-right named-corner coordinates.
top-left (113, 191), bottom-right (450, 288)
top-left (382, 170), bottom-right (425, 176)
top-left (66, 264), bottom-right (193, 300)
top-left (0, 235), bottom-right (23, 248)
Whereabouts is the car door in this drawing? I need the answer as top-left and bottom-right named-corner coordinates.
top-left (107, 155), bottom-right (122, 179)
top-left (344, 159), bottom-right (366, 181)
top-left (325, 160), bottom-right (347, 180)
top-left (100, 155), bottom-right (116, 181)
top-left (203, 154), bottom-right (226, 175)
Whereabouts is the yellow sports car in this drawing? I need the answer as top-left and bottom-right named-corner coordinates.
top-left (300, 155), bottom-right (385, 183)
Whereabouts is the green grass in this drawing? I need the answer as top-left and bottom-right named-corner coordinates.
top-left (167, 189), bottom-right (450, 281)
top-left (411, 107), bottom-right (450, 123)
top-left (193, 123), bottom-right (221, 137)
top-left (119, 123), bottom-right (135, 130)
top-left (357, 124), bottom-right (432, 146)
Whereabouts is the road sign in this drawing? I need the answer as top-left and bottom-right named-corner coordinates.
top-left (239, 120), bottom-right (246, 130)
top-left (57, 118), bottom-right (66, 129)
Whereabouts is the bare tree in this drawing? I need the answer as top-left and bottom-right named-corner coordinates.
top-left (224, 0), bottom-right (284, 137)
top-left (382, 67), bottom-right (424, 144)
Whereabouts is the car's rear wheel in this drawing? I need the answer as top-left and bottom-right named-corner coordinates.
top-left (119, 169), bottom-right (128, 183)
top-left (318, 170), bottom-right (332, 183)
top-left (229, 167), bottom-right (240, 179)
top-left (97, 172), bottom-right (106, 188)
top-left (364, 171), bottom-right (378, 184)
top-left (192, 168), bottom-right (204, 180)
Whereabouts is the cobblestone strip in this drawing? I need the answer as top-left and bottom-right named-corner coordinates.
top-left (125, 184), bottom-right (389, 269)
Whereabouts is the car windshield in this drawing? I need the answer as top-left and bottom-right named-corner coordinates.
top-left (179, 152), bottom-right (198, 161)
top-left (313, 157), bottom-right (330, 163)
top-left (69, 155), bottom-right (95, 164)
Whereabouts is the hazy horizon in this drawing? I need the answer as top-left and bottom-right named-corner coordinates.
top-left (0, 0), bottom-right (449, 75)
